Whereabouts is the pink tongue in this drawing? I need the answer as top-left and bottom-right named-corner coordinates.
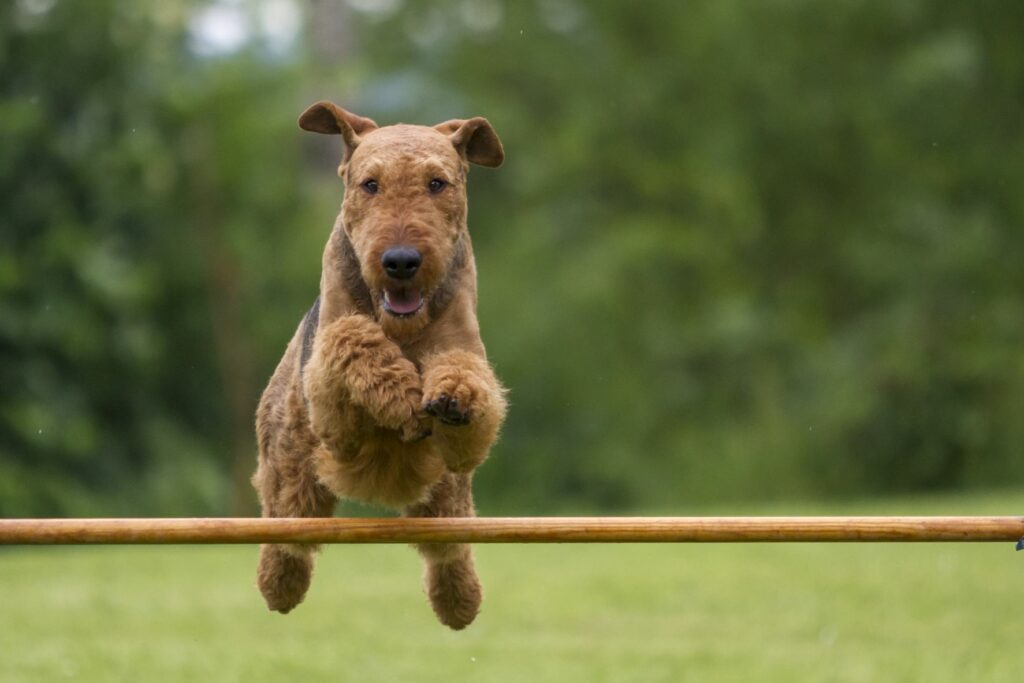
top-left (385, 288), bottom-right (423, 314)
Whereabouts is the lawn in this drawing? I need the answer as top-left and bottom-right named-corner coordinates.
top-left (1, 491), bottom-right (1023, 682)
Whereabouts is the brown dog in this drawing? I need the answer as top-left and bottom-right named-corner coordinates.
top-left (252, 101), bottom-right (508, 630)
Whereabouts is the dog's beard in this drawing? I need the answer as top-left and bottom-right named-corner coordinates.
top-left (377, 290), bottom-right (432, 342)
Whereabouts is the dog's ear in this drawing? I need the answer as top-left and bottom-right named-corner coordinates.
top-left (298, 101), bottom-right (378, 159)
top-left (434, 117), bottom-right (504, 168)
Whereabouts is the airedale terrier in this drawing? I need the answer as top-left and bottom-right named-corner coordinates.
top-left (252, 101), bottom-right (507, 630)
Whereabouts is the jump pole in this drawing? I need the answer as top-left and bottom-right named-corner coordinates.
top-left (1, 516), bottom-right (1023, 545)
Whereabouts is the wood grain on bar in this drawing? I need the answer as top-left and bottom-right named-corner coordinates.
top-left (1, 517), bottom-right (1023, 545)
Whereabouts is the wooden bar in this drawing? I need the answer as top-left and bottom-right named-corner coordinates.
top-left (1, 516), bottom-right (1023, 545)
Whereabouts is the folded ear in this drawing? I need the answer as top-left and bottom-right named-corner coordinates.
top-left (434, 117), bottom-right (504, 168)
top-left (298, 101), bottom-right (378, 160)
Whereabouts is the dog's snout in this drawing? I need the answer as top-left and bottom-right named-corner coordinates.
top-left (381, 247), bottom-right (421, 280)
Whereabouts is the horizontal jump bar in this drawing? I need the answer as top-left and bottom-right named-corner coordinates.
top-left (1, 517), bottom-right (1023, 545)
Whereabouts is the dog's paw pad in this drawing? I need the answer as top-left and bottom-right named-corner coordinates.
top-left (425, 394), bottom-right (471, 426)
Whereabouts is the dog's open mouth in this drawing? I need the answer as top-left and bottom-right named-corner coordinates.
top-left (382, 287), bottom-right (424, 317)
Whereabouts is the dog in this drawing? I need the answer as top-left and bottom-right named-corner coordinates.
top-left (252, 101), bottom-right (508, 630)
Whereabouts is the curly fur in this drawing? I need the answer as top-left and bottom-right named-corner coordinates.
top-left (253, 102), bottom-right (507, 629)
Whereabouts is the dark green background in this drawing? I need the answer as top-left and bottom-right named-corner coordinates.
top-left (2, 0), bottom-right (1022, 516)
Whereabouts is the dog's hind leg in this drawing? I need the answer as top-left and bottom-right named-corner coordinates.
top-left (252, 413), bottom-right (335, 618)
top-left (405, 472), bottom-right (483, 630)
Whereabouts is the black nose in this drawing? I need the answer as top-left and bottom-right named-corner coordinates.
top-left (381, 247), bottom-right (421, 280)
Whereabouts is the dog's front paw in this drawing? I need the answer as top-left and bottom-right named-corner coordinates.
top-left (423, 370), bottom-right (483, 426)
top-left (422, 354), bottom-right (498, 429)
top-left (384, 384), bottom-right (431, 442)
top-left (399, 409), bottom-right (434, 443)
top-left (421, 353), bottom-right (506, 473)
top-left (424, 393), bottom-right (471, 426)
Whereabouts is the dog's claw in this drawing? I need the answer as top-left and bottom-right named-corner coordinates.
top-left (425, 393), bottom-right (471, 426)
top-left (399, 411), bottom-right (433, 442)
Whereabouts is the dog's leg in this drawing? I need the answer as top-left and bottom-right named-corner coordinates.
top-left (406, 472), bottom-right (482, 630)
top-left (421, 349), bottom-right (507, 473)
top-left (253, 440), bottom-right (336, 614)
top-left (304, 314), bottom-right (430, 444)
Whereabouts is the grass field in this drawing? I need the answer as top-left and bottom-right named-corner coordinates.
top-left (2, 491), bottom-right (1023, 682)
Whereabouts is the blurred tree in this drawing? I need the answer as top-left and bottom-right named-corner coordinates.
top-left (1, 0), bottom-right (1021, 515)
top-left (340, 0), bottom-right (1024, 510)
top-left (0, 0), bottom-right (317, 515)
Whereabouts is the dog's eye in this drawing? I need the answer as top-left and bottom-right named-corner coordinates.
top-left (361, 179), bottom-right (379, 195)
top-left (428, 178), bottom-right (447, 194)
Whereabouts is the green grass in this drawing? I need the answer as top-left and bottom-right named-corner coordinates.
top-left (2, 491), bottom-right (1023, 682)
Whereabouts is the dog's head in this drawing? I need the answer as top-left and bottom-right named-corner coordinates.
top-left (299, 101), bottom-right (503, 339)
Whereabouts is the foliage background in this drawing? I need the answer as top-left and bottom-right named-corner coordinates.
top-left (1, 0), bottom-right (1022, 516)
